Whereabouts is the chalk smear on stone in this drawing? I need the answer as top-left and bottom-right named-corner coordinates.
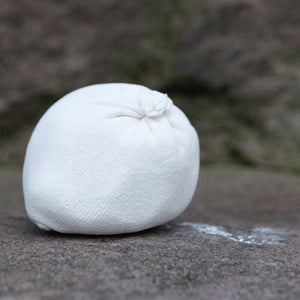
top-left (180, 223), bottom-right (233, 239)
top-left (180, 222), bottom-right (288, 245)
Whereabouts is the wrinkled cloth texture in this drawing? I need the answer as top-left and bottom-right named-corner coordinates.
top-left (23, 83), bottom-right (200, 234)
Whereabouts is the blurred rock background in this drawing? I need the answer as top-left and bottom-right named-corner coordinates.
top-left (1, 0), bottom-right (299, 171)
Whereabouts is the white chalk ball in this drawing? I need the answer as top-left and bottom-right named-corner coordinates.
top-left (23, 83), bottom-right (200, 234)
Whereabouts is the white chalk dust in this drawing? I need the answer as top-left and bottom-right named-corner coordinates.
top-left (179, 222), bottom-right (290, 245)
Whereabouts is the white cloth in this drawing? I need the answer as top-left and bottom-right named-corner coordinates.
top-left (23, 83), bottom-right (200, 234)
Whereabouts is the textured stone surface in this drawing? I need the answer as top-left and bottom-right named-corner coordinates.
top-left (1, 167), bottom-right (299, 299)
top-left (0, 0), bottom-right (300, 169)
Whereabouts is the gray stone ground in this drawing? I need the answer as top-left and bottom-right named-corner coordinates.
top-left (0, 166), bottom-right (300, 299)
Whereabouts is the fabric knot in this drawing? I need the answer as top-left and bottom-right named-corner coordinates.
top-left (138, 88), bottom-right (173, 118)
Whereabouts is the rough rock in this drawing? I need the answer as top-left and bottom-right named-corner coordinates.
top-left (1, 167), bottom-right (299, 299)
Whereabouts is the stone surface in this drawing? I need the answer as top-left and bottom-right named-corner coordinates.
top-left (1, 0), bottom-right (300, 169)
top-left (1, 166), bottom-right (299, 299)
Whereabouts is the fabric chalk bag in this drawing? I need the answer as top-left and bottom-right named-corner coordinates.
top-left (23, 83), bottom-right (200, 234)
